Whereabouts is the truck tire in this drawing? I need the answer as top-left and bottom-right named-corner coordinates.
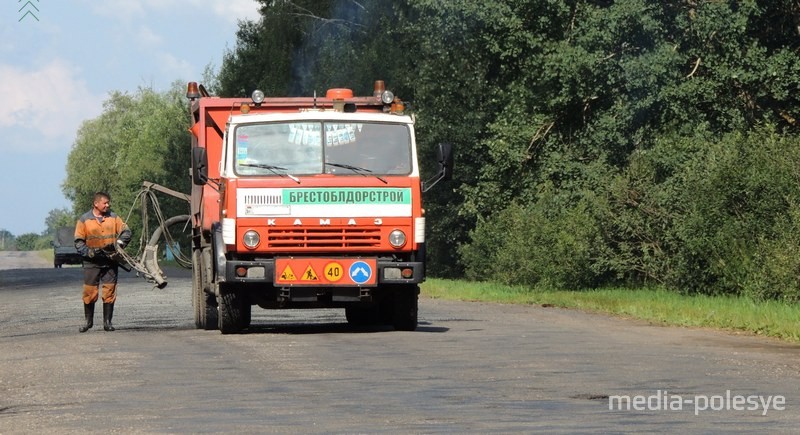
top-left (392, 285), bottom-right (419, 331)
top-left (218, 283), bottom-right (244, 334)
top-left (192, 249), bottom-right (206, 329)
top-left (203, 294), bottom-right (219, 330)
top-left (200, 248), bottom-right (219, 331)
top-left (192, 249), bottom-right (214, 329)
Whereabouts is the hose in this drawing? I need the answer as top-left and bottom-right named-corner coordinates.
top-left (117, 182), bottom-right (192, 289)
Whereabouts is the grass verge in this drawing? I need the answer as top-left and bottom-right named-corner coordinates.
top-left (421, 278), bottom-right (800, 343)
top-left (37, 249), bottom-right (54, 263)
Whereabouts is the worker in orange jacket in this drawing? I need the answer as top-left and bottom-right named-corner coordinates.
top-left (74, 192), bottom-right (132, 332)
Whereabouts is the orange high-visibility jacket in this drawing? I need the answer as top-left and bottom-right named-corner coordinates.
top-left (74, 211), bottom-right (131, 265)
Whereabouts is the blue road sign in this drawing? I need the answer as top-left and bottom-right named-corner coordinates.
top-left (349, 261), bottom-right (372, 284)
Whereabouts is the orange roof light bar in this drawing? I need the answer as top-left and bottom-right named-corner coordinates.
top-left (325, 88), bottom-right (354, 99)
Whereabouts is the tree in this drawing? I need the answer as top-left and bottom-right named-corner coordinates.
top-left (217, 0), bottom-right (331, 96)
top-left (44, 208), bottom-right (76, 237)
top-left (217, 0), bottom-right (400, 97)
top-left (15, 233), bottom-right (40, 251)
top-left (62, 84), bottom-right (191, 249)
top-left (0, 229), bottom-right (15, 251)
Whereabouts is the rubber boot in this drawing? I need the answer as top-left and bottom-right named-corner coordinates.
top-left (103, 303), bottom-right (115, 332)
top-left (79, 303), bottom-right (94, 333)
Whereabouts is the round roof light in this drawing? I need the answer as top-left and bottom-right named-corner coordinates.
top-left (251, 89), bottom-right (265, 104)
top-left (381, 90), bottom-right (395, 105)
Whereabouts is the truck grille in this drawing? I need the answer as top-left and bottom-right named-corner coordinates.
top-left (243, 192), bottom-right (283, 205)
top-left (266, 228), bottom-right (381, 249)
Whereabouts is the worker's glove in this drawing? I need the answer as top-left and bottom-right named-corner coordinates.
top-left (103, 243), bottom-right (122, 263)
top-left (116, 239), bottom-right (128, 249)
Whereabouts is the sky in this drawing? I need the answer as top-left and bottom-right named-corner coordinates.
top-left (0, 0), bottom-right (262, 236)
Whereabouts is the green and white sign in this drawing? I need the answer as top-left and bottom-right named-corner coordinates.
top-left (284, 188), bottom-right (411, 205)
top-left (238, 187), bottom-right (413, 218)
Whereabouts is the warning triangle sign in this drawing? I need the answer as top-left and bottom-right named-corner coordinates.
top-left (280, 265), bottom-right (297, 281)
top-left (301, 265), bottom-right (319, 281)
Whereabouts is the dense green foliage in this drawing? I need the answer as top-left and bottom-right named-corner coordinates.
top-left (44, 208), bottom-right (76, 234)
top-left (14, 233), bottom-right (49, 251)
top-left (62, 85), bottom-right (191, 250)
top-left (215, 0), bottom-right (800, 301)
top-left (217, 0), bottom-right (400, 97)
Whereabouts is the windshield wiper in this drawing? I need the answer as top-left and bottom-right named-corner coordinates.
top-left (326, 162), bottom-right (387, 184)
top-left (239, 163), bottom-right (300, 184)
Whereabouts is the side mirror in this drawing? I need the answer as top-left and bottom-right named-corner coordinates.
top-left (192, 147), bottom-right (209, 186)
top-left (436, 142), bottom-right (454, 182)
top-left (422, 142), bottom-right (454, 192)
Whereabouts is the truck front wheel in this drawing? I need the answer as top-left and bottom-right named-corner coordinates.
top-left (391, 284), bottom-right (419, 331)
top-left (218, 283), bottom-right (245, 334)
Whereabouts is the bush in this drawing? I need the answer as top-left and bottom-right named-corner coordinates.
top-left (462, 126), bottom-right (800, 301)
top-left (596, 142), bottom-right (684, 287)
top-left (745, 201), bottom-right (800, 302)
top-left (669, 127), bottom-right (800, 297)
top-left (13, 233), bottom-right (51, 251)
top-left (459, 186), bottom-right (604, 290)
top-left (590, 126), bottom-right (800, 300)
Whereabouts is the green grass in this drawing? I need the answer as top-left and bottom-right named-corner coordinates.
top-left (37, 249), bottom-right (54, 263)
top-left (421, 278), bottom-right (800, 343)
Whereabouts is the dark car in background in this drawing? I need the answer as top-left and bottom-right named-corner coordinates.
top-left (52, 226), bottom-right (82, 268)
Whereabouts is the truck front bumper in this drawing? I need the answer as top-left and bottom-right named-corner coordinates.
top-left (222, 259), bottom-right (425, 285)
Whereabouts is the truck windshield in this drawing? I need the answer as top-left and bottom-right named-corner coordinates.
top-left (234, 121), bottom-right (411, 176)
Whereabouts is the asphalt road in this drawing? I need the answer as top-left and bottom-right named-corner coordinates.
top-left (0, 252), bottom-right (799, 433)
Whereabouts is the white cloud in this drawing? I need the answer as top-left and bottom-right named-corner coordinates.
top-left (202, 0), bottom-right (263, 24)
top-left (137, 25), bottom-right (163, 47)
top-left (160, 0), bottom-right (262, 23)
top-left (0, 60), bottom-right (104, 150)
top-left (82, 0), bottom-right (146, 18)
top-left (81, 0), bottom-right (261, 24)
top-left (156, 52), bottom-right (194, 80)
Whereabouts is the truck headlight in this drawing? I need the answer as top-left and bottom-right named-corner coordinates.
top-left (243, 230), bottom-right (260, 249)
top-left (388, 229), bottom-right (406, 248)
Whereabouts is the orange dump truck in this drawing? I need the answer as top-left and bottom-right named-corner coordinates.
top-left (187, 81), bottom-right (452, 333)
